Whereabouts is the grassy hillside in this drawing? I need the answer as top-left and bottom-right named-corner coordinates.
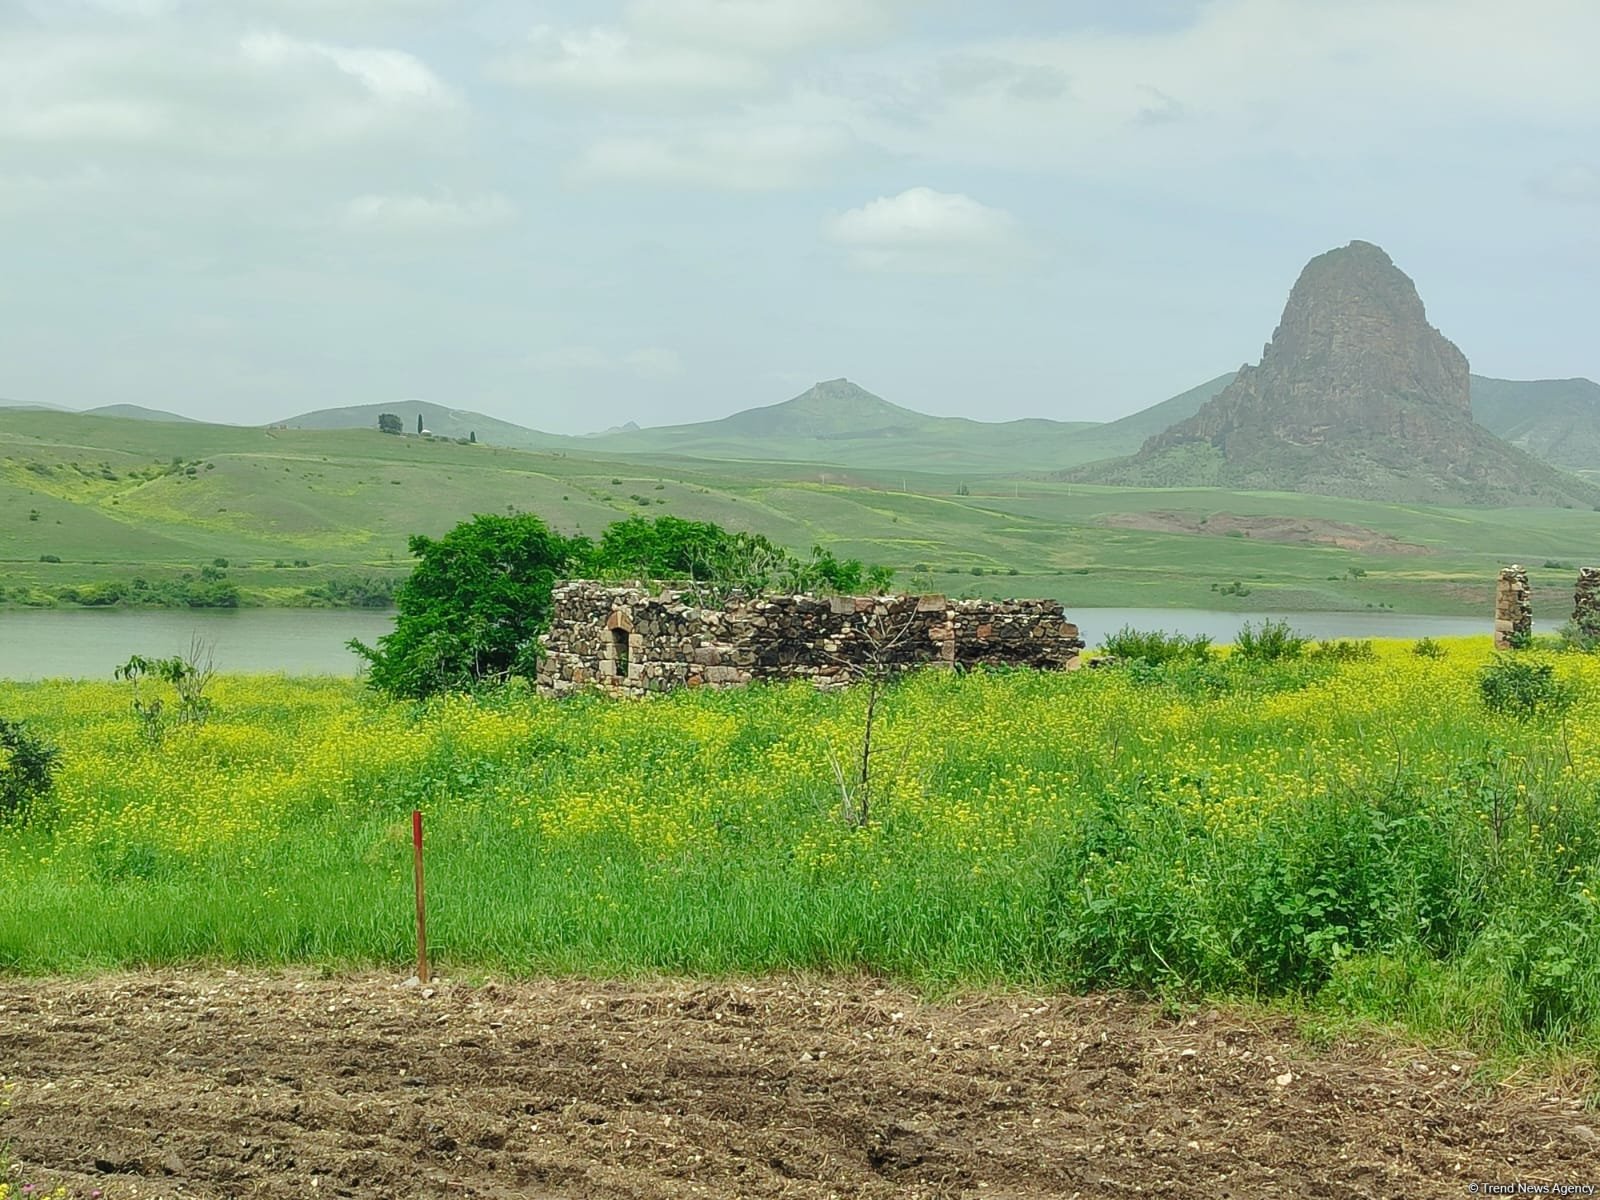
top-left (4, 408), bottom-right (1600, 616)
top-left (82, 404), bottom-right (198, 423)
top-left (577, 379), bottom-right (1103, 472)
top-left (1472, 375), bottom-right (1600, 472)
top-left (278, 399), bottom-right (565, 450)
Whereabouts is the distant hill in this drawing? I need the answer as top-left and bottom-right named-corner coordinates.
top-left (0, 399), bottom-right (69, 412)
top-left (585, 378), bottom-right (1099, 472)
top-left (82, 404), bottom-right (198, 423)
top-left (1055, 373), bottom-right (1236, 465)
top-left (276, 400), bottom-right (561, 449)
top-left (1471, 375), bottom-right (1600, 473)
top-left (1074, 241), bottom-right (1600, 508)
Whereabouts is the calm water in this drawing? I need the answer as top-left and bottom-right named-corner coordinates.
top-left (0, 608), bottom-right (396, 681)
top-left (0, 606), bottom-right (1491, 681)
top-left (1069, 607), bottom-right (1488, 648)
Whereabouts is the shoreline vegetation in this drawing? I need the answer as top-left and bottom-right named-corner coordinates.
top-left (5, 637), bottom-right (1600, 1067)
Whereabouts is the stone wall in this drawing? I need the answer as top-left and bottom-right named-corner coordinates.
top-left (1494, 565), bottom-right (1533, 651)
top-left (1576, 567), bottom-right (1600, 641)
top-left (536, 583), bottom-right (1084, 696)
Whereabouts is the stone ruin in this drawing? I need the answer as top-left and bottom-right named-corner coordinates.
top-left (1494, 566), bottom-right (1533, 650)
top-left (536, 582), bottom-right (1085, 696)
top-left (1576, 567), bottom-right (1600, 642)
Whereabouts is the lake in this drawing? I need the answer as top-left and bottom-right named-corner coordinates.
top-left (0, 606), bottom-right (1493, 681)
top-left (0, 608), bottom-right (396, 682)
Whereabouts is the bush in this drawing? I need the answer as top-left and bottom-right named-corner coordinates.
top-left (38, 554), bottom-right (61, 563)
top-left (1102, 626), bottom-right (1213, 667)
top-left (1478, 656), bottom-right (1574, 720)
top-left (1412, 637), bottom-right (1447, 660)
top-left (306, 575), bottom-right (397, 608)
top-left (1234, 619), bottom-right (1307, 662)
top-left (1310, 639), bottom-right (1375, 663)
top-left (0, 717), bottom-right (58, 825)
top-left (1559, 620), bottom-right (1600, 654)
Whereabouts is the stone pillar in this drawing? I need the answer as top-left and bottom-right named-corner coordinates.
top-left (1494, 565), bottom-right (1532, 650)
top-left (1575, 567), bottom-right (1600, 641)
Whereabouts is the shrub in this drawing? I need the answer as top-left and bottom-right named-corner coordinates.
top-left (0, 717), bottom-right (58, 825)
top-left (1412, 637), bottom-right (1447, 660)
top-left (1310, 639), bottom-right (1375, 663)
top-left (38, 554), bottom-right (61, 563)
top-left (1478, 656), bottom-right (1574, 720)
top-left (1559, 620), bottom-right (1599, 655)
top-left (1234, 619), bottom-right (1307, 662)
top-left (1102, 626), bottom-right (1213, 667)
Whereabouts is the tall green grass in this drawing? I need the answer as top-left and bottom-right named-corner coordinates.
top-left (2, 641), bottom-right (1599, 1062)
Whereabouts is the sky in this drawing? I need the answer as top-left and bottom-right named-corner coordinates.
top-left (1, 0), bottom-right (1597, 434)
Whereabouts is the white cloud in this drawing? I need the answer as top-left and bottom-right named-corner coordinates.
top-left (342, 191), bottom-right (515, 233)
top-left (238, 32), bottom-right (456, 107)
top-left (571, 121), bottom-right (871, 190)
top-left (825, 187), bottom-right (1026, 274)
top-left (491, 0), bottom-right (902, 103)
top-left (852, 0), bottom-right (1600, 175)
top-left (0, 26), bottom-right (459, 157)
top-left (489, 25), bottom-right (768, 99)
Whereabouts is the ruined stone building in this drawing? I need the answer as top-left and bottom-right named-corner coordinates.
top-left (536, 582), bottom-right (1085, 696)
top-left (1493, 564), bottom-right (1600, 648)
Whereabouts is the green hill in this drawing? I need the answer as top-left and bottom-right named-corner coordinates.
top-left (277, 400), bottom-right (562, 450)
top-left (1471, 375), bottom-right (1600, 472)
top-left (4, 406), bottom-right (1600, 618)
top-left (82, 404), bottom-right (198, 423)
top-left (268, 375), bottom-right (1234, 476)
top-left (584, 378), bottom-right (1101, 472)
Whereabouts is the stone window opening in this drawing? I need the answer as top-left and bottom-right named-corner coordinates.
top-left (611, 627), bottom-right (631, 678)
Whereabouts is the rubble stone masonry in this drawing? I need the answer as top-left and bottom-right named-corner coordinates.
top-left (1576, 567), bottom-right (1600, 641)
top-left (537, 583), bottom-right (1085, 696)
top-left (1494, 566), bottom-right (1533, 651)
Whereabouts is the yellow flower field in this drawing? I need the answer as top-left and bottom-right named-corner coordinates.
top-left (3, 637), bottom-right (1599, 1058)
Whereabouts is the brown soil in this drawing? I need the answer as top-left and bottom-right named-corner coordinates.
top-left (3, 972), bottom-right (1597, 1198)
top-left (1103, 510), bottom-right (1429, 555)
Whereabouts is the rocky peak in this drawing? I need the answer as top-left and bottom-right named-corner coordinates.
top-left (1146, 240), bottom-right (1471, 454)
top-left (1074, 241), bottom-right (1600, 507)
top-left (1256, 239), bottom-right (1470, 417)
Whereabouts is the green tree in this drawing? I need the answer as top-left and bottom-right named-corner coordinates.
top-left (350, 513), bottom-right (583, 698)
top-left (416, 412), bottom-right (424, 434)
top-left (378, 413), bottom-right (403, 435)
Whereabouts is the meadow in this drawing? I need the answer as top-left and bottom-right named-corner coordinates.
top-left (3, 638), bottom-right (1599, 1064)
top-left (5, 408), bottom-right (1600, 615)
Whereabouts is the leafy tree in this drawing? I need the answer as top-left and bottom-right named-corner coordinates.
top-left (351, 513), bottom-right (583, 698)
top-left (469, 430), bottom-right (476, 444)
top-left (417, 412), bottom-right (424, 434)
top-left (378, 413), bottom-right (403, 435)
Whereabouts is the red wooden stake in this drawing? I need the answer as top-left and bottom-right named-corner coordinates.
top-left (412, 809), bottom-right (429, 984)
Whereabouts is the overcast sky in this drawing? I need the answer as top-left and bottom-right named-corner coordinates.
top-left (2, 0), bottom-right (1597, 433)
